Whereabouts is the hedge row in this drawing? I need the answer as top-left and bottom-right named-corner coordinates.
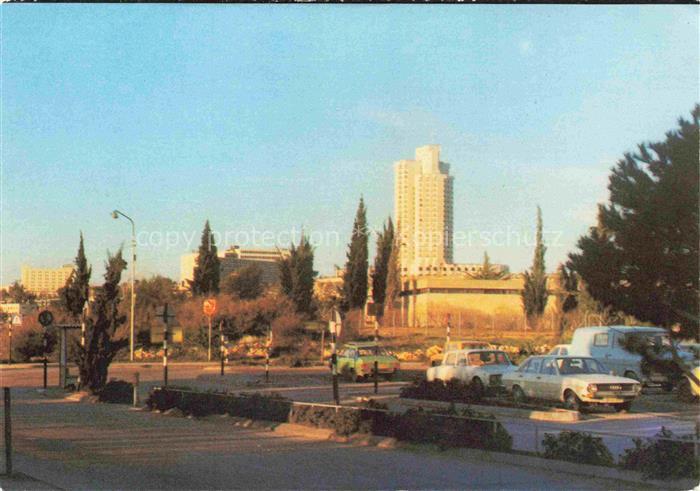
top-left (146, 388), bottom-right (512, 451)
top-left (146, 388), bottom-right (292, 422)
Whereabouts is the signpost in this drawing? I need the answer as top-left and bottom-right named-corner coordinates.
top-left (157, 303), bottom-right (176, 387)
top-left (329, 309), bottom-right (342, 405)
top-left (38, 310), bottom-right (54, 389)
top-left (265, 326), bottom-right (272, 383)
top-left (219, 320), bottom-right (225, 376)
top-left (203, 298), bottom-right (217, 362)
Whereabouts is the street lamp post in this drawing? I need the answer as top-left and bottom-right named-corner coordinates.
top-left (112, 209), bottom-right (136, 362)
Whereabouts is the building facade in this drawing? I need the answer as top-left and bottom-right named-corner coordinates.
top-left (394, 144), bottom-right (454, 276)
top-left (179, 246), bottom-right (290, 290)
top-left (219, 246), bottom-right (290, 285)
top-left (20, 265), bottom-right (74, 295)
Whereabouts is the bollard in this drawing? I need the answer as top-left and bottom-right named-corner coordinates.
top-left (373, 360), bottom-right (379, 394)
top-left (4, 388), bottom-right (11, 476)
top-left (133, 372), bottom-right (140, 407)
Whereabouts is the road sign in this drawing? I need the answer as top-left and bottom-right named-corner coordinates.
top-left (156, 304), bottom-right (176, 324)
top-left (38, 310), bottom-right (54, 327)
top-left (11, 315), bottom-right (21, 326)
top-left (203, 298), bottom-right (218, 317)
top-left (150, 325), bottom-right (183, 344)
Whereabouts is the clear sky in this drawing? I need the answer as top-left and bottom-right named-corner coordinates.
top-left (2, 5), bottom-right (698, 284)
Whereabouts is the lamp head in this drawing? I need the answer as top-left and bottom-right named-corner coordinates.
top-left (111, 210), bottom-right (119, 219)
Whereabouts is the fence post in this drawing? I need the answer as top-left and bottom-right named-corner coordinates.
top-left (4, 388), bottom-right (11, 476)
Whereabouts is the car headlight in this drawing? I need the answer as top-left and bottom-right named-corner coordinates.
top-left (587, 384), bottom-right (598, 393)
top-left (634, 383), bottom-right (642, 393)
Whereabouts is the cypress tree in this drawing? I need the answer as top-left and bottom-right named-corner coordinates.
top-left (342, 197), bottom-right (369, 311)
top-left (278, 235), bottom-right (317, 315)
top-left (522, 206), bottom-right (548, 326)
top-left (190, 220), bottom-right (220, 296)
top-left (475, 251), bottom-right (502, 280)
top-left (371, 217), bottom-right (394, 317)
top-left (384, 236), bottom-right (401, 314)
top-left (291, 235), bottom-right (317, 316)
top-left (75, 249), bottom-right (129, 394)
top-left (59, 232), bottom-right (92, 318)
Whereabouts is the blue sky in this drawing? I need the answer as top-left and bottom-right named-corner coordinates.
top-left (2, 6), bottom-right (698, 284)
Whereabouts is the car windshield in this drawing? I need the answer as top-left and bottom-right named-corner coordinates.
top-left (556, 357), bottom-right (607, 375)
top-left (467, 351), bottom-right (510, 366)
top-left (357, 347), bottom-right (389, 356)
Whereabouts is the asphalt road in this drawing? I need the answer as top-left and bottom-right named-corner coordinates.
top-left (1, 389), bottom-right (649, 490)
top-left (2, 362), bottom-right (698, 459)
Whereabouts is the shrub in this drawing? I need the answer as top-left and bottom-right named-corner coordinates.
top-left (145, 388), bottom-right (292, 422)
top-left (399, 379), bottom-right (481, 403)
top-left (620, 427), bottom-right (699, 480)
top-left (385, 408), bottom-right (512, 451)
top-left (288, 405), bottom-right (372, 436)
top-left (11, 326), bottom-right (57, 362)
top-left (542, 431), bottom-right (614, 467)
top-left (98, 380), bottom-right (133, 404)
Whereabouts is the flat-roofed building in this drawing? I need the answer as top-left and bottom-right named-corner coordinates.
top-left (400, 275), bottom-right (560, 328)
top-left (220, 246), bottom-right (290, 285)
top-left (20, 265), bottom-right (74, 295)
top-left (179, 246), bottom-right (291, 290)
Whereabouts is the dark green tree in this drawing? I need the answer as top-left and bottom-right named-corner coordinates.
top-left (59, 232), bottom-right (92, 318)
top-left (475, 251), bottom-right (503, 279)
top-left (371, 217), bottom-right (394, 317)
top-left (278, 235), bottom-right (317, 315)
top-left (384, 237), bottom-right (401, 314)
top-left (568, 105), bottom-right (699, 339)
top-left (342, 197), bottom-right (369, 311)
top-left (4, 281), bottom-right (36, 304)
top-left (222, 264), bottom-right (265, 300)
top-left (75, 249), bottom-right (129, 394)
top-left (278, 251), bottom-right (294, 296)
top-left (190, 220), bottom-right (220, 296)
top-left (291, 235), bottom-right (317, 316)
top-left (522, 206), bottom-right (548, 326)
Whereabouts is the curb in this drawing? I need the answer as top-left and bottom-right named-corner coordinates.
top-left (397, 397), bottom-right (580, 422)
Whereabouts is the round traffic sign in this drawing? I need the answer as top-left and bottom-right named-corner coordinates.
top-left (38, 310), bottom-right (54, 327)
top-left (203, 298), bottom-right (218, 317)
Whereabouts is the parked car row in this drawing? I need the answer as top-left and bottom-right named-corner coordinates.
top-left (427, 347), bottom-right (642, 412)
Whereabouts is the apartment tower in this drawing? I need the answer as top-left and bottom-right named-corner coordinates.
top-left (394, 145), bottom-right (454, 276)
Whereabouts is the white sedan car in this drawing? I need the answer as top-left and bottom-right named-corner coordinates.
top-left (503, 355), bottom-right (642, 412)
top-left (426, 349), bottom-right (517, 396)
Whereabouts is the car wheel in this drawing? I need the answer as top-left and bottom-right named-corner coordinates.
top-left (614, 401), bottom-right (632, 413)
top-left (512, 385), bottom-right (526, 404)
top-left (564, 390), bottom-right (584, 412)
top-left (470, 377), bottom-right (485, 399)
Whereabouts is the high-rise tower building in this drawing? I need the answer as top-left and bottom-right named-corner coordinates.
top-left (394, 144), bottom-right (454, 275)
